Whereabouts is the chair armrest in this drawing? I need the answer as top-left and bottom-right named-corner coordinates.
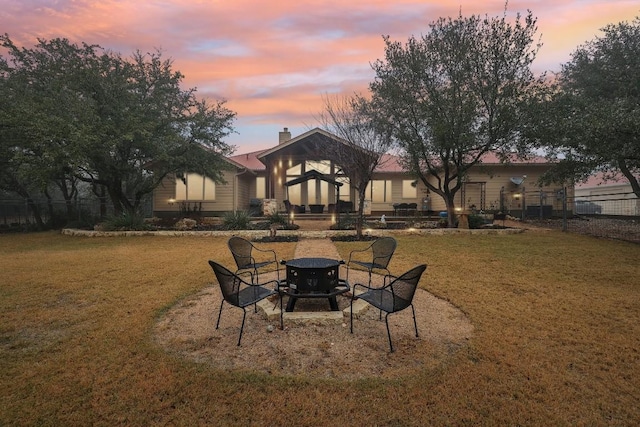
top-left (257, 279), bottom-right (280, 290)
top-left (254, 246), bottom-right (277, 258)
top-left (352, 282), bottom-right (377, 294)
top-left (347, 247), bottom-right (369, 265)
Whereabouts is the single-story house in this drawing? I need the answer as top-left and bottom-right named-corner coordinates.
top-left (152, 127), bottom-right (571, 218)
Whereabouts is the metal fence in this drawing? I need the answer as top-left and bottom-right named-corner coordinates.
top-left (522, 190), bottom-right (640, 244)
top-left (0, 197), bottom-right (153, 230)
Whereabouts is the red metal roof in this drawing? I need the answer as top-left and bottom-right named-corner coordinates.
top-left (227, 137), bottom-right (548, 173)
top-left (228, 150), bottom-right (268, 171)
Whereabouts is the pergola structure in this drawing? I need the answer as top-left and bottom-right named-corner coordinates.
top-left (284, 169), bottom-right (343, 204)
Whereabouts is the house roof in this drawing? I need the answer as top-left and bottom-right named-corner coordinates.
top-left (256, 127), bottom-right (343, 159)
top-left (227, 129), bottom-right (549, 173)
top-left (576, 173), bottom-right (633, 189)
top-left (228, 149), bottom-right (268, 171)
top-left (477, 152), bottom-right (548, 165)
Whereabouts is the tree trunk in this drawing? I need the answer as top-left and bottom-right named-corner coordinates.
top-left (445, 195), bottom-right (457, 228)
top-left (356, 189), bottom-right (367, 239)
top-left (26, 198), bottom-right (45, 230)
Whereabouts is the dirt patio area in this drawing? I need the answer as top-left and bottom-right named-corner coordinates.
top-left (153, 238), bottom-right (474, 380)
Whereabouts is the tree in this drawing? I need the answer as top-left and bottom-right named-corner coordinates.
top-left (0, 35), bottom-right (236, 219)
top-left (0, 36), bottom-right (93, 227)
top-left (316, 93), bottom-right (389, 238)
top-left (533, 17), bottom-right (640, 196)
top-left (369, 6), bottom-right (543, 226)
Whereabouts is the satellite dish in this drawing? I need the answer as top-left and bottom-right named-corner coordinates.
top-left (510, 177), bottom-right (525, 185)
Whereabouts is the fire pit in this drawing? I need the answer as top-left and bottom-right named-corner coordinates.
top-left (280, 257), bottom-right (349, 312)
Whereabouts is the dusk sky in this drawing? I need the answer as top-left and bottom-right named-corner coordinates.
top-left (2, 0), bottom-right (638, 154)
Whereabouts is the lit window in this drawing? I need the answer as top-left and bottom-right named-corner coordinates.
top-left (175, 173), bottom-right (215, 201)
top-left (369, 180), bottom-right (391, 203)
top-left (336, 177), bottom-right (350, 200)
top-left (256, 177), bottom-right (265, 199)
top-left (402, 180), bottom-right (417, 198)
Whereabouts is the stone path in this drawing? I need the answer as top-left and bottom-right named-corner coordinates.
top-left (293, 236), bottom-right (341, 259)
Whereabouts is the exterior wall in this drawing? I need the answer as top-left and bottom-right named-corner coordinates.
top-left (575, 183), bottom-right (639, 216)
top-left (235, 173), bottom-right (254, 212)
top-left (368, 171), bottom-right (423, 214)
top-left (153, 175), bottom-right (176, 214)
top-left (365, 164), bottom-right (569, 217)
top-left (152, 170), bottom-right (239, 217)
top-left (463, 165), bottom-right (572, 217)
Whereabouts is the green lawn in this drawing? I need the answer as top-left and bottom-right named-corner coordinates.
top-left (1, 230), bottom-right (639, 425)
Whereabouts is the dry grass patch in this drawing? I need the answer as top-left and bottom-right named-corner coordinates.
top-left (1, 230), bottom-right (640, 425)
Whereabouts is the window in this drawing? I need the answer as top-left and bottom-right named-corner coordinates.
top-left (336, 177), bottom-right (350, 200)
top-left (305, 160), bottom-right (330, 174)
top-left (307, 180), bottom-right (329, 205)
top-left (368, 180), bottom-right (392, 203)
top-left (175, 173), bottom-right (215, 201)
top-left (402, 180), bottom-right (417, 198)
top-left (256, 177), bottom-right (265, 199)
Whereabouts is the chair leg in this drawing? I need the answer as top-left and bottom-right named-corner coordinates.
top-left (237, 308), bottom-right (247, 346)
top-left (216, 300), bottom-right (225, 329)
top-left (384, 312), bottom-right (394, 352)
top-left (411, 304), bottom-right (419, 338)
top-left (279, 292), bottom-right (284, 330)
top-left (350, 295), bottom-right (355, 334)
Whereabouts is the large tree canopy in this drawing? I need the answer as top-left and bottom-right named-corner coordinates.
top-left (0, 35), bottom-right (236, 218)
top-left (369, 7), bottom-right (543, 225)
top-left (532, 17), bottom-right (640, 196)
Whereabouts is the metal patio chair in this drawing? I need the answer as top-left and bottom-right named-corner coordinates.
top-left (227, 236), bottom-right (280, 283)
top-left (350, 264), bottom-right (427, 352)
top-left (346, 236), bottom-right (397, 287)
top-left (208, 260), bottom-right (279, 346)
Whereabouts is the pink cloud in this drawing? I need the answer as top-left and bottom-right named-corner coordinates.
top-left (2, 0), bottom-right (637, 153)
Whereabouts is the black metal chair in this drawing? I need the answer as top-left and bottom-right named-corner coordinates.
top-left (407, 203), bottom-right (418, 216)
top-left (227, 236), bottom-right (280, 283)
top-left (346, 237), bottom-right (397, 287)
top-left (350, 264), bottom-right (427, 352)
top-left (208, 260), bottom-right (279, 346)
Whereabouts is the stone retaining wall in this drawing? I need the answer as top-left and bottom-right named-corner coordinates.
top-left (61, 228), bottom-right (525, 238)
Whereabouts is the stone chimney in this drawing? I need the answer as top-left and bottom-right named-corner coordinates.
top-left (279, 127), bottom-right (291, 144)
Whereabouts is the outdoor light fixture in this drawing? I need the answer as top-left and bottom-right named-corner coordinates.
top-left (331, 213), bottom-right (336, 224)
top-left (168, 198), bottom-right (175, 205)
top-left (290, 211), bottom-right (295, 225)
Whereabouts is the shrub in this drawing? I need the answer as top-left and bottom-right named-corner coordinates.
top-left (266, 212), bottom-right (288, 226)
top-left (221, 210), bottom-right (252, 230)
top-left (101, 211), bottom-right (150, 231)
